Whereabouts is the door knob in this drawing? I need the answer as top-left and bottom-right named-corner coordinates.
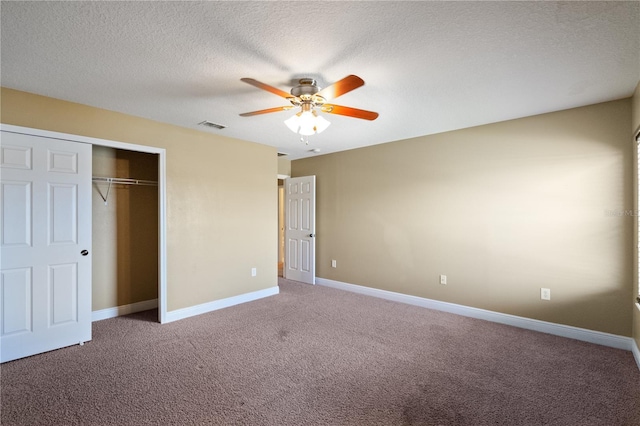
top-left (309, 234), bottom-right (315, 238)
top-left (81, 250), bottom-right (89, 256)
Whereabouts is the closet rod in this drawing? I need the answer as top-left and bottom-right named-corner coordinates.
top-left (92, 176), bottom-right (158, 186)
top-left (92, 176), bottom-right (158, 205)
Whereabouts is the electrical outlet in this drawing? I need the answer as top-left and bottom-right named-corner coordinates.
top-left (440, 274), bottom-right (447, 285)
top-left (251, 267), bottom-right (257, 277)
top-left (541, 288), bottom-right (551, 300)
top-left (331, 260), bottom-right (337, 268)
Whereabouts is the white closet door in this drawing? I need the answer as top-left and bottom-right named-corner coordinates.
top-left (1, 131), bottom-right (92, 363)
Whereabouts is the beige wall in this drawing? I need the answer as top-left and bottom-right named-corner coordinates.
top-left (1, 87), bottom-right (277, 313)
top-left (278, 156), bottom-right (291, 177)
top-left (92, 147), bottom-right (158, 310)
top-left (632, 82), bottom-right (640, 349)
top-left (294, 99), bottom-right (633, 336)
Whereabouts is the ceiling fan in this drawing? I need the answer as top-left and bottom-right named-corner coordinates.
top-left (239, 75), bottom-right (378, 138)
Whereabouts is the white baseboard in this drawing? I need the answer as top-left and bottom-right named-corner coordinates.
top-left (316, 278), bottom-right (635, 352)
top-left (164, 286), bottom-right (279, 323)
top-left (92, 298), bottom-right (158, 322)
top-left (632, 338), bottom-right (640, 371)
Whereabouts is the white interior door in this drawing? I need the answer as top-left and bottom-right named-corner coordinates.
top-left (1, 131), bottom-right (92, 363)
top-left (284, 176), bottom-right (315, 284)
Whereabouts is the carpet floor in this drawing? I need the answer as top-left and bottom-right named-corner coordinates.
top-left (2, 278), bottom-right (639, 425)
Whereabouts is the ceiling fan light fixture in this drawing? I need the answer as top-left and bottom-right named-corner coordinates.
top-left (284, 110), bottom-right (330, 136)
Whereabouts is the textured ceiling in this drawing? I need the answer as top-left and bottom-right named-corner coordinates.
top-left (1, 1), bottom-right (639, 159)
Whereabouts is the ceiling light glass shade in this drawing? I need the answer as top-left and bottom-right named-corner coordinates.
top-left (284, 110), bottom-right (331, 135)
top-left (298, 111), bottom-right (316, 136)
top-left (314, 115), bottom-right (331, 133)
top-left (284, 114), bottom-right (301, 133)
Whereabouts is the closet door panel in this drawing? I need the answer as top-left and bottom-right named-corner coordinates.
top-left (0, 131), bottom-right (92, 363)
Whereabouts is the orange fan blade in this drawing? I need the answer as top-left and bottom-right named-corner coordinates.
top-left (241, 78), bottom-right (292, 99)
top-left (239, 106), bottom-right (293, 117)
top-left (316, 75), bottom-right (365, 101)
top-left (321, 104), bottom-right (379, 121)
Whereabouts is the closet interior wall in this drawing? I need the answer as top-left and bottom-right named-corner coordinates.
top-left (92, 146), bottom-right (159, 312)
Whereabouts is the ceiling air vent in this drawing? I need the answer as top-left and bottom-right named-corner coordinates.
top-left (198, 120), bottom-right (226, 130)
top-left (277, 152), bottom-right (288, 157)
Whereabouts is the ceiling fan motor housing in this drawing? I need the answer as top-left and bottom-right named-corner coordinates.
top-left (291, 79), bottom-right (319, 96)
top-left (290, 79), bottom-right (325, 106)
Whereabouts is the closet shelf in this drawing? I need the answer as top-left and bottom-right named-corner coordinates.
top-left (92, 176), bottom-right (157, 205)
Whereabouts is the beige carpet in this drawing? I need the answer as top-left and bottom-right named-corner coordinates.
top-left (2, 278), bottom-right (639, 425)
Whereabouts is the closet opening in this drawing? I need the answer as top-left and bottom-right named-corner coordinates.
top-left (92, 146), bottom-right (160, 322)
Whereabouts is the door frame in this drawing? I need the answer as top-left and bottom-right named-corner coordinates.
top-left (278, 173), bottom-right (289, 277)
top-left (277, 183), bottom-right (284, 274)
top-left (0, 124), bottom-right (168, 323)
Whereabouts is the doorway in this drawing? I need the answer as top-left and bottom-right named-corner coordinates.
top-left (278, 180), bottom-right (285, 277)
